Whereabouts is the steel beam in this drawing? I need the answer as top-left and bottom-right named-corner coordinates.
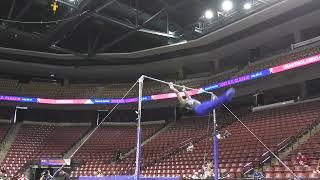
top-left (95, 0), bottom-right (118, 12)
top-left (135, 0), bottom-right (139, 26)
top-left (44, 0), bottom-right (116, 46)
top-left (142, 7), bottom-right (167, 26)
top-left (96, 6), bottom-right (168, 53)
top-left (55, 0), bottom-right (78, 9)
top-left (90, 13), bottom-right (136, 29)
top-left (51, 0), bottom-right (183, 54)
top-left (89, 29), bottom-right (104, 56)
top-left (138, 29), bottom-right (178, 38)
top-left (89, 13), bottom-right (179, 39)
top-left (7, 0), bottom-right (16, 19)
top-left (15, 1), bottom-right (33, 20)
top-left (95, 1), bottom-right (191, 53)
top-left (50, 45), bottom-right (87, 58)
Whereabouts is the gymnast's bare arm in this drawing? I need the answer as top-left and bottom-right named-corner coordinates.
top-left (182, 86), bottom-right (192, 100)
top-left (169, 83), bottom-right (186, 106)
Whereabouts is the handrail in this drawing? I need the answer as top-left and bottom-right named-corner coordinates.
top-left (258, 118), bottom-right (320, 172)
top-left (292, 35), bottom-right (320, 50)
top-left (277, 136), bottom-right (292, 147)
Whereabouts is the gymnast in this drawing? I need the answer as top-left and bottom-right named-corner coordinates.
top-left (169, 83), bottom-right (235, 116)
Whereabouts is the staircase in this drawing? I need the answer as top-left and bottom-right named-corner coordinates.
top-left (264, 120), bottom-right (320, 168)
top-left (0, 123), bottom-right (22, 164)
top-left (277, 121), bottom-right (320, 161)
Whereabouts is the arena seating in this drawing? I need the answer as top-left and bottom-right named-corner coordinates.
top-left (0, 124), bottom-right (90, 176)
top-left (93, 83), bottom-right (139, 98)
top-left (266, 129), bottom-right (320, 178)
top-left (234, 45), bottom-right (320, 78)
top-left (0, 100), bottom-right (318, 178)
top-left (72, 124), bottom-right (161, 177)
top-left (59, 85), bottom-right (99, 98)
top-left (114, 112), bottom-right (237, 178)
top-left (0, 123), bottom-right (11, 143)
top-left (0, 78), bottom-right (19, 95)
top-left (0, 44), bottom-right (319, 98)
top-left (20, 82), bottom-right (61, 98)
top-left (138, 117), bottom-right (214, 178)
top-left (139, 101), bottom-right (320, 178)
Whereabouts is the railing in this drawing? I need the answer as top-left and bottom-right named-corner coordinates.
top-left (291, 35), bottom-right (320, 50)
top-left (243, 162), bottom-right (254, 176)
top-left (276, 136), bottom-right (293, 153)
top-left (259, 136), bottom-right (292, 166)
top-left (259, 117), bottom-right (320, 172)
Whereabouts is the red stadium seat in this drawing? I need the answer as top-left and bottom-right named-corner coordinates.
top-left (274, 172), bottom-right (284, 178)
top-left (309, 173), bottom-right (320, 178)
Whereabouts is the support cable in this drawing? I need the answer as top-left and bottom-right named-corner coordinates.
top-left (50, 80), bottom-right (138, 179)
top-left (222, 104), bottom-right (299, 179)
top-left (143, 75), bottom-right (298, 179)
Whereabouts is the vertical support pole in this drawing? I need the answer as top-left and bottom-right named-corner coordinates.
top-left (212, 94), bottom-right (218, 180)
top-left (96, 111), bottom-right (100, 126)
top-left (135, 0), bottom-right (139, 27)
top-left (8, 0), bottom-right (16, 19)
top-left (166, 12), bottom-right (169, 33)
top-left (13, 108), bottom-right (17, 124)
top-left (174, 107), bottom-right (177, 123)
top-left (135, 75), bottom-right (144, 180)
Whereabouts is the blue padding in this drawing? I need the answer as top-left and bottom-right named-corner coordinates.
top-left (79, 176), bottom-right (179, 180)
top-left (194, 88), bottom-right (235, 116)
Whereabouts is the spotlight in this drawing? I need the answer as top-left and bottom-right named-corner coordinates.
top-left (204, 10), bottom-right (214, 19)
top-left (243, 2), bottom-right (252, 10)
top-left (222, 0), bottom-right (233, 11)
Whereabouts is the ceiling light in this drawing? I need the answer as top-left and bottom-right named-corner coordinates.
top-left (204, 10), bottom-right (214, 19)
top-left (222, 0), bottom-right (233, 11)
top-left (244, 2), bottom-right (252, 10)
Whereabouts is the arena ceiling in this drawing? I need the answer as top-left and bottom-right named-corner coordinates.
top-left (0, 0), bottom-right (282, 56)
top-left (0, 0), bottom-right (319, 81)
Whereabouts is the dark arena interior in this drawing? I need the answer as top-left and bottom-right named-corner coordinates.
top-left (1, 0), bottom-right (320, 179)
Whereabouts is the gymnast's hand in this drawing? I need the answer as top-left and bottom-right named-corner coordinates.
top-left (169, 82), bottom-right (174, 90)
top-left (225, 88), bottom-right (236, 101)
top-left (182, 86), bottom-right (186, 92)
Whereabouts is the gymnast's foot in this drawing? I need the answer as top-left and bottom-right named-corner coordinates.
top-left (225, 88), bottom-right (236, 102)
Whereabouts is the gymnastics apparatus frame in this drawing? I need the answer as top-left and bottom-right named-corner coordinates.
top-left (134, 75), bottom-right (219, 180)
top-left (66, 75), bottom-right (299, 180)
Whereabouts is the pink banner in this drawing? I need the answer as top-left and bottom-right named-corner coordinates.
top-left (151, 92), bottom-right (177, 100)
top-left (151, 89), bottom-right (202, 100)
top-left (37, 98), bottom-right (90, 104)
top-left (270, 54), bottom-right (320, 74)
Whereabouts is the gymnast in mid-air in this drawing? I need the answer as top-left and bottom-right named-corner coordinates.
top-left (169, 83), bottom-right (235, 116)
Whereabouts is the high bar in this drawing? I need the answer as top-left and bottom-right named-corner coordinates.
top-left (142, 75), bottom-right (213, 95)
